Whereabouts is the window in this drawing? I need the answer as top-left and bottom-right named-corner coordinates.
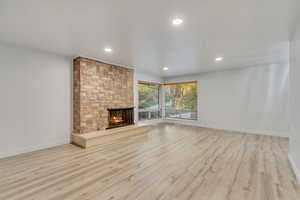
top-left (165, 81), bottom-right (197, 120)
top-left (138, 81), bottom-right (161, 120)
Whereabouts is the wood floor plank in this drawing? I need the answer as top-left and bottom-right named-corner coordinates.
top-left (0, 123), bottom-right (299, 200)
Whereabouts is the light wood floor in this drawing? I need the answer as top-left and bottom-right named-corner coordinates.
top-left (0, 123), bottom-right (299, 200)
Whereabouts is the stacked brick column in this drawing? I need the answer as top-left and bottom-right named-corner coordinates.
top-left (73, 57), bottom-right (134, 134)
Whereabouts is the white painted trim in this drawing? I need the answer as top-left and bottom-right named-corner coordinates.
top-left (163, 118), bottom-right (289, 138)
top-left (288, 154), bottom-right (300, 184)
top-left (0, 138), bottom-right (70, 159)
top-left (137, 119), bottom-right (164, 126)
top-left (0, 118), bottom-right (290, 159)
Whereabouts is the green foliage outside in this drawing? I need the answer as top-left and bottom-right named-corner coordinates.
top-left (138, 83), bottom-right (160, 109)
top-left (165, 83), bottom-right (197, 110)
top-left (138, 82), bottom-right (197, 111)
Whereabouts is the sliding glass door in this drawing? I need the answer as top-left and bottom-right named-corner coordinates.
top-left (138, 82), bottom-right (161, 120)
top-left (164, 82), bottom-right (197, 120)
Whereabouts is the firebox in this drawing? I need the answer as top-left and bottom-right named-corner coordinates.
top-left (107, 107), bottom-right (134, 129)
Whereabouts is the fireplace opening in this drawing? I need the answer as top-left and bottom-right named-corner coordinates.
top-left (107, 107), bottom-right (134, 129)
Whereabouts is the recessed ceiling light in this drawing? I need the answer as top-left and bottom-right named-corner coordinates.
top-left (172, 18), bottom-right (183, 25)
top-left (104, 48), bottom-right (112, 53)
top-left (215, 57), bottom-right (224, 62)
top-left (163, 67), bottom-right (169, 71)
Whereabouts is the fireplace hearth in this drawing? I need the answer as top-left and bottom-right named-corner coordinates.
top-left (107, 107), bottom-right (134, 129)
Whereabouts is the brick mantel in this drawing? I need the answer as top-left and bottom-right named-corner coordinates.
top-left (73, 57), bottom-right (134, 134)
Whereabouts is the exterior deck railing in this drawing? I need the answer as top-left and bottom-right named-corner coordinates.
top-left (138, 108), bottom-right (197, 120)
top-left (138, 109), bottom-right (161, 120)
top-left (165, 109), bottom-right (197, 120)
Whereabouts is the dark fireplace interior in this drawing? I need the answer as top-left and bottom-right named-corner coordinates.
top-left (107, 107), bottom-right (134, 129)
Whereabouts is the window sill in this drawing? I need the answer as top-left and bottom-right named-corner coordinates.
top-left (165, 117), bottom-right (198, 121)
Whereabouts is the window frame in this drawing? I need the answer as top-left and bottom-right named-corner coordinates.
top-left (164, 81), bottom-right (198, 121)
top-left (137, 81), bottom-right (162, 121)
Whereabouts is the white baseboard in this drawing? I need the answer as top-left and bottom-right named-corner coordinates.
top-left (163, 118), bottom-right (289, 138)
top-left (288, 154), bottom-right (300, 184)
top-left (0, 120), bottom-right (289, 159)
top-left (0, 138), bottom-right (70, 159)
top-left (137, 119), bottom-right (164, 126)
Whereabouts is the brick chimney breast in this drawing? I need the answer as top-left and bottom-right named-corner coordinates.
top-left (73, 57), bottom-right (134, 134)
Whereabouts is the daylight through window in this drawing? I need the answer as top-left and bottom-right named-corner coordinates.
top-left (138, 81), bottom-right (161, 120)
top-left (165, 82), bottom-right (197, 120)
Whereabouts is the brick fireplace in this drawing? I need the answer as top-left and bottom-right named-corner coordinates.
top-left (73, 57), bottom-right (134, 134)
top-left (107, 107), bottom-right (134, 129)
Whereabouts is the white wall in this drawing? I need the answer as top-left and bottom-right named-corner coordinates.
top-left (290, 20), bottom-right (300, 171)
top-left (0, 43), bottom-right (293, 158)
top-left (0, 43), bottom-right (72, 158)
top-left (134, 71), bottom-right (163, 122)
top-left (165, 64), bottom-right (290, 136)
